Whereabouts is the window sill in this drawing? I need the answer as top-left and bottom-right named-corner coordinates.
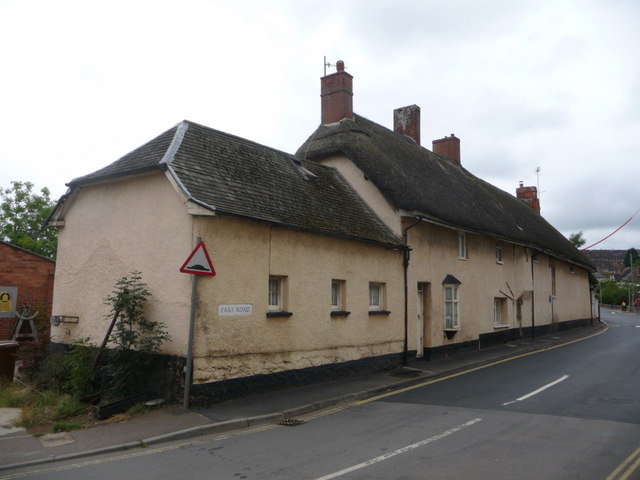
top-left (443, 328), bottom-right (458, 340)
top-left (494, 324), bottom-right (510, 330)
top-left (266, 311), bottom-right (293, 318)
top-left (330, 310), bottom-right (351, 317)
top-left (368, 310), bottom-right (391, 316)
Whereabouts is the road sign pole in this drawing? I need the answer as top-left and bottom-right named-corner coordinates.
top-left (183, 273), bottom-right (199, 410)
top-left (181, 237), bottom-right (215, 410)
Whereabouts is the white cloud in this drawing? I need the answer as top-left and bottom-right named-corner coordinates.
top-left (1, 0), bottom-right (638, 249)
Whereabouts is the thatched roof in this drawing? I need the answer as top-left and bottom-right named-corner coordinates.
top-left (297, 114), bottom-right (594, 270)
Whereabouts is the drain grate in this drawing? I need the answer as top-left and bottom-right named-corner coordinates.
top-left (279, 417), bottom-right (306, 427)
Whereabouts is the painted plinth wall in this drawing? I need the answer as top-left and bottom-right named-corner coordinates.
top-left (50, 172), bottom-right (194, 355)
top-left (404, 220), bottom-right (592, 353)
top-left (319, 153), bottom-right (592, 356)
top-left (50, 171), bottom-right (405, 385)
top-left (191, 215), bottom-right (404, 384)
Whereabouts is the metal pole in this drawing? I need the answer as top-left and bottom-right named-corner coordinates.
top-left (183, 268), bottom-right (200, 410)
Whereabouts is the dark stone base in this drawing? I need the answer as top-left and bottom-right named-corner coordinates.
top-left (190, 352), bottom-right (404, 407)
top-left (422, 317), bottom-right (594, 358)
top-left (422, 339), bottom-right (479, 361)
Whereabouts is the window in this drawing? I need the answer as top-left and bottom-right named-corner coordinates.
top-left (496, 244), bottom-right (503, 264)
top-left (369, 283), bottom-right (385, 311)
top-left (444, 284), bottom-right (460, 329)
top-left (494, 298), bottom-right (507, 327)
top-left (268, 276), bottom-right (286, 311)
top-left (458, 232), bottom-right (468, 260)
top-left (331, 280), bottom-right (346, 311)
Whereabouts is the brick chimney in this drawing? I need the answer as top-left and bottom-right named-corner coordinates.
top-left (516, 181), bottom-right (541, 214)
top-left (432, 134), bottom-right (461, 165)
top-left (321, 60), bottom-right (353, 125)
top-left (393, 105), bottom-right (420, 145)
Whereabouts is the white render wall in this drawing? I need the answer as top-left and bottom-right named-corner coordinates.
top-left (404, 220), bottom-right (593, 352)
top-left (50, 172), bottom-right (194, 356)
top-left (191, 215), bottom-right (405, 383)
top-left (50, 172), bottom-right (406, 384)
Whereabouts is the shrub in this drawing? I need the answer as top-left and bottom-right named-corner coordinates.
top-left (102, 272), bottom-right (171, 397)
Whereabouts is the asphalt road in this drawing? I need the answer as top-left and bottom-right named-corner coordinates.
top-left (4, 310), bottom-right (640, 479)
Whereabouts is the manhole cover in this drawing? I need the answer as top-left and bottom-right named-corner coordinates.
top-left (279, 418), bottom-right (306, 427)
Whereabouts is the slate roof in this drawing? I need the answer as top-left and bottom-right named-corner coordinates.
top-left (64, 120), bottom-right (403, 248)
top-left (296, 114), bottom-right (594, 270)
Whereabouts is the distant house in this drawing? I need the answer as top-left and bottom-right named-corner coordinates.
top-left (48, 61), bottom-right (596, 403)
top-left (582, 249), bottom-right (639, 281)
top-left (0, 241), bottom-right (55, 341)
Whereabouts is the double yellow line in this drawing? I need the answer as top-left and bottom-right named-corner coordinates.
top-left (607, 446), bottom-right (640, 480)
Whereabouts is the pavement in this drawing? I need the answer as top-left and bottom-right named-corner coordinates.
top-left (0, 320), bottom-right (607, 471)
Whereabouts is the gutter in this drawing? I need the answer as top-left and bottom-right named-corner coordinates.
top-left (401, 211), bottom-right (594, 272)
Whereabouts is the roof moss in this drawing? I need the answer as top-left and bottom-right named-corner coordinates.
top-left (297, 114), bottom-right (594, 270)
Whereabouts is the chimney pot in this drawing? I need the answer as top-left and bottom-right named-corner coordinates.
top-left (336, 60), bottom-right (345, 72)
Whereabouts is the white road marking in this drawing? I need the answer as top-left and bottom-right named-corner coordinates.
top-left (313, 418), bottom-right (482, 480)
top-left (502, 374), bottom-right (569, 406)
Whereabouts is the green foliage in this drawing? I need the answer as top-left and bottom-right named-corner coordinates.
top-left (623, 248), bottom-right (639, 268)
top-left (53, 422), bottom-right (84, 433)
top-left (105, 272), bottom-right (170, 353)
top-left (568, 231), bottom-right (586, 248)
top-left (15, 335), bottom-right (50, 374)
top-left (0, 181), bottom-right (58, 258)
top-left (598, 280), bottom-right (629, 305)
top-left (103, 272), bottom-right (170, 397)
top-left (0, 382), bottom-right (89, 429)
top-left (63, 339), bottom-right (99, 398)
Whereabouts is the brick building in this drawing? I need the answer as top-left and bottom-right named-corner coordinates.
top-left (0, 241), bottom-right (55, 340)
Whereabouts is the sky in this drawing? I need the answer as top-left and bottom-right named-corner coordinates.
top-left (1, 0), bottom-right (638, 250)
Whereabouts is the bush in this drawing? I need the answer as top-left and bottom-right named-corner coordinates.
top-left (599, 280), bottom-right (629, 306)
top-left (101, 272), bottom-right (170, 397)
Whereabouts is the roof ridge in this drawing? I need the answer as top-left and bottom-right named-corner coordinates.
top-left (159, 121), bottom-right (189, 166)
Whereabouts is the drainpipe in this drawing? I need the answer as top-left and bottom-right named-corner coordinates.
top-left (403, 218), bottom-right (422, 365)
top-left (530, 250), bottom-right (540, 339)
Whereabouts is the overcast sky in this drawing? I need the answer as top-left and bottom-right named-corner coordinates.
top-left (1, 0), bottom-right (638, 250)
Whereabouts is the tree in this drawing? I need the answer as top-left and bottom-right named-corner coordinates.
top-left (0, 181), bottom-right (58, 258)
top-left (568, 231), bottom-right (586, 249)
top-left (103, 272), bottom-right (171, 396)
top-left (598, 280), bottom-right (628, 306)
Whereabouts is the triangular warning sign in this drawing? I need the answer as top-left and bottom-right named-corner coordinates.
top-left (180, 241), bottom-right (216, 276)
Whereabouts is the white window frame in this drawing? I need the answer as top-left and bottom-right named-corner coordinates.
top-left (268, 276), bottom-right (286, 311)
top-left (369, 282), bottom-right (385, 311)
top-left (494, 297), bottom-right (508, 327)
top-left (444, 284), bottom-right (460, 329)
top-left (458, 232), bottom-right (468, 260)
top-left (496, 244), bottom-right (503, 264)
top-left (331, 279), bottom-right (345, 311)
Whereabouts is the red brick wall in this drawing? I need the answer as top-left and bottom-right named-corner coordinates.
top-left (516, 185), bottom-right (541, 214)
top-left (432, 135), bottom-right (461, 165)
top-left (321, 60), bottom-right (354, 125)
top-left (0, 242), bottom-right (55, 341)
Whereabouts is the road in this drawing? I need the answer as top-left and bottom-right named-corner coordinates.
top-left (4, 310), bottom-right (640, 479)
